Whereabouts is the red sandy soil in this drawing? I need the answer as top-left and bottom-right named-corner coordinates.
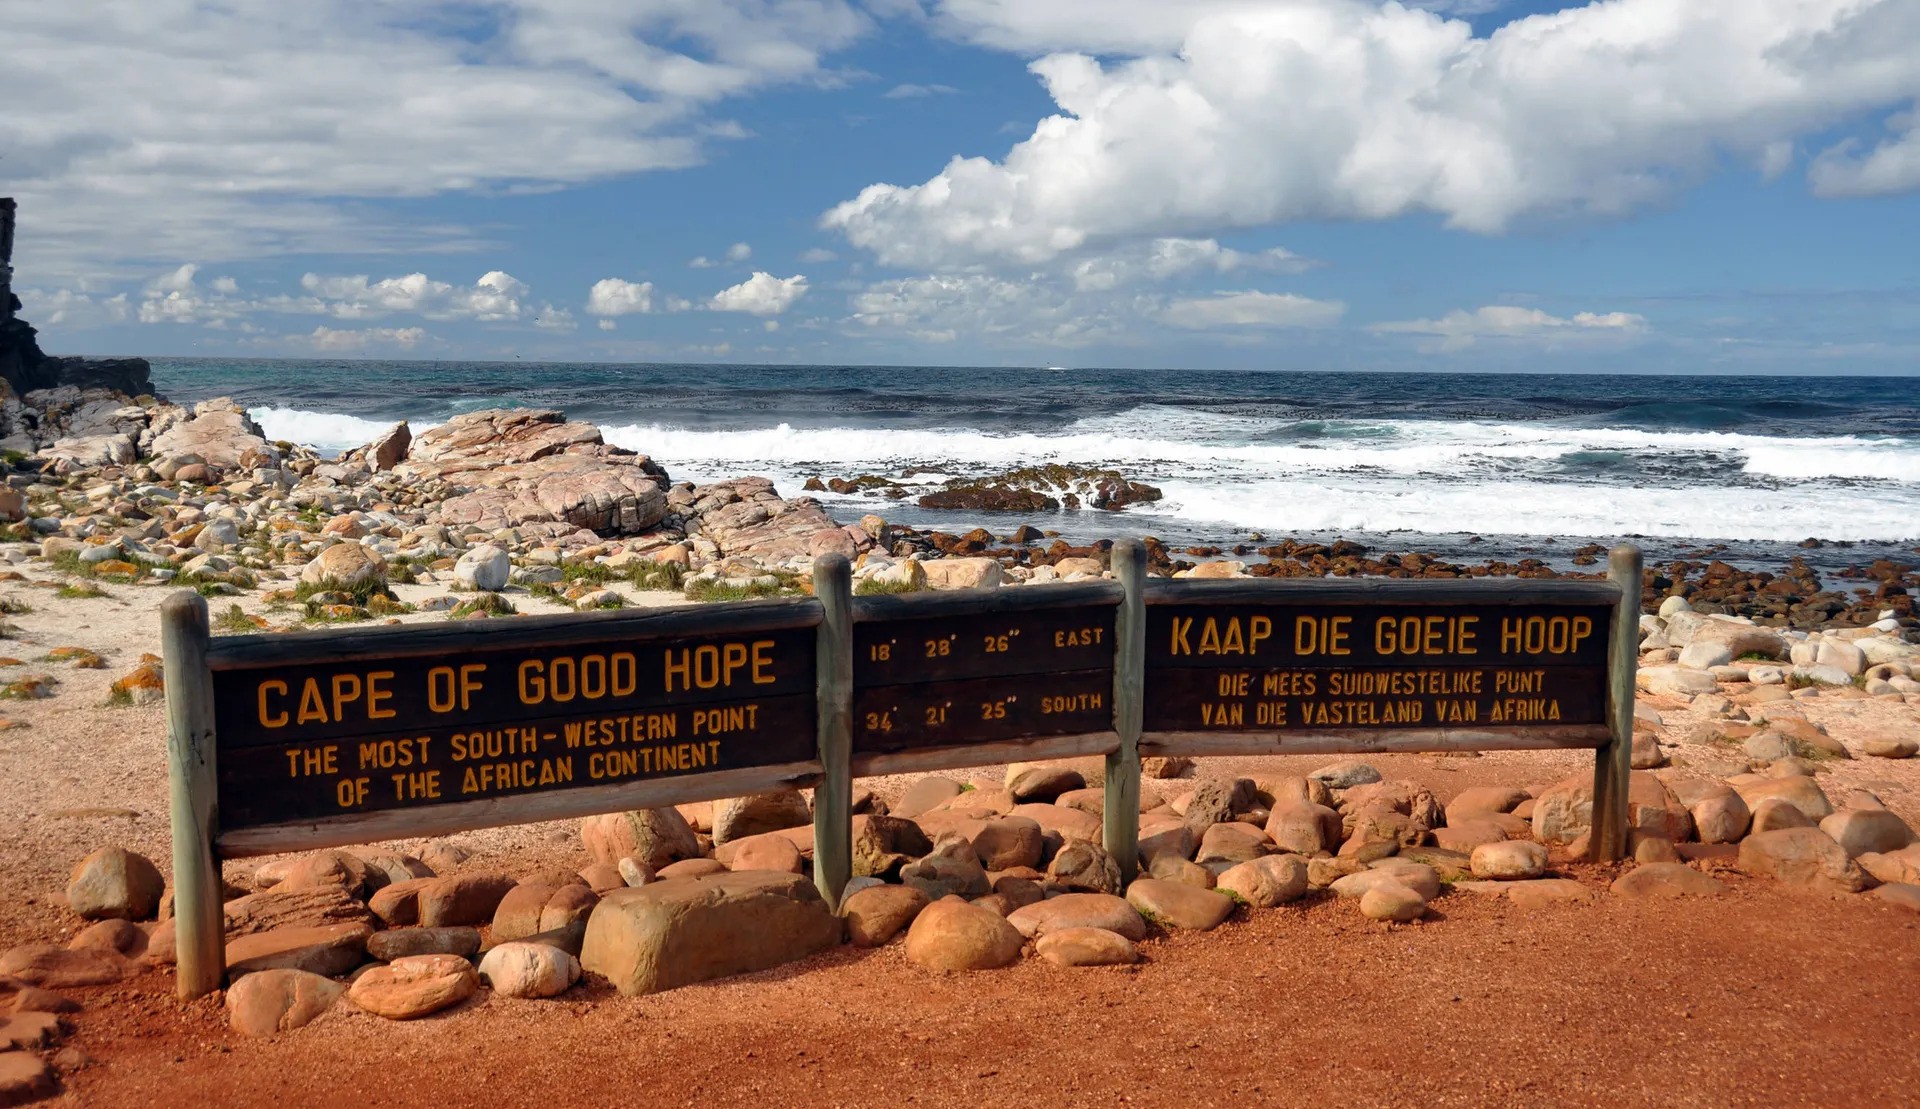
top-left (48, 871), bottom-right (1920, 1109)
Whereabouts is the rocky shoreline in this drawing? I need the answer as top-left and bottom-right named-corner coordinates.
top-left (0, 364), bottom-right (1913, 637)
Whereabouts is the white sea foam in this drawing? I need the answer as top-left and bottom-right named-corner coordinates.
top-left (1146, 476), bottom-right (1919, 543)
top-left (245, 403), bottom-right (1920, 542)
top-left (248, 407), bottom-right (440, 454)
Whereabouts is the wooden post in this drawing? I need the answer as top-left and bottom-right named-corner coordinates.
top-left (162, 590), bottom-right (223, 1000)
top-left (1592, 543), bottom-right (1642, 862)
top-left (1105, 538), bottom-right (1146, 884)
top-left (811, 554), bottom-right (853, 907)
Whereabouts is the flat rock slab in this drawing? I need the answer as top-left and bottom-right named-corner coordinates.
top-left (580, 871), bottom-right (841, 995)
top-left (366, 927), bottom-right (482, 962)
top-left (1007, 893), bottom-right (1146, 941)
top-left (225, 923), bottom-right (372, 978)
top-left (0, 1052), bottom-right (57, 1107)
top-left (0, 945), bottom-right (128, 989)
top-left (1036, 927), bottom-right (1139, 968)
top-left (1610, 863), bottom-right (1727, 899)
top-left (1126, 879), bottom-right (1235, 931)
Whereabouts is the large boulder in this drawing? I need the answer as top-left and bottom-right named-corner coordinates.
top-left (1125, 878), bottom-right (1235, 931)
top-left (1738, 828), bottom-right (1870, 893)
top-left (299, 542), bottom-right (386, 591)
top-left (66, 846), bottom-right (165, 921)
top-left (680, 477), bottom-right (841, 561)
top-left (1819, 810), bottom-right (1916, 857)
top-left (903, 897), bottom-right (1023, 971)
top-left (920, 558), bottom-right (1004, 591)
top-left (581, 808), bottom-right (704, 870)
top-left (842, 884), bottom-right (930, 947)
top-left (453, 545), bottom-right (511, 591)
top-left (491, 882), bottom-right (598, 942)
top-left (416, 874), bottom-right (518, 928)
top-left (402, 409), bottom-right (669, 536)
top-left (147, 398), bottom-right (277, 470)
top-left (366, 422), bottom-right (410, 471)
top-left (1215, 855), bottom-right (1310, 908)
top-left (478, 942), bottom-right (581, 999)
top-left (348, 953), bottom-right (479, 1019)
top-left (1531, 775), bottom-right (1594, 845)
top-left (1046, 839), bottom-right (1123, 894)
top-left (225, 968), bottom-right (346, 1037)
top-left (1676, 617), bottom-right (1787, 669)
top-left (579, 871), bottom-right (841, 995)
top-left (711, 790), bottom-right (812, 845)
top-left (1732, 776), bottom-right (1834, 822)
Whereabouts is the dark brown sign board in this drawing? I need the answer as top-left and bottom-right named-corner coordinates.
top-left (204, 600), bottom-right (822, 855)
top-left (162, 541), bottom-right (1640, 1001)
top-left (1142, 581), bottom-right (1620, 754)
top-left (849, 583), bottom-right (1121, 774)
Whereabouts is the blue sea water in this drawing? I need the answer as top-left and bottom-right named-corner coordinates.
top-left (150, 359), bottom-right (1920, 568)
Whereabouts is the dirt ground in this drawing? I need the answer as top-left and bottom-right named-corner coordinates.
top-left (49, 881), bottom-right (1920, 1108)
top-left (5, 582), bottom-right (1920, 1107)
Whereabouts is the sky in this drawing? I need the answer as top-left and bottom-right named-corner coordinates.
top-left (5, 0), bottom-right (1920, 374)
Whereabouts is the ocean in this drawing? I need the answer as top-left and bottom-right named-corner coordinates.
top-left (150, 359), bottom-right (1920, 571)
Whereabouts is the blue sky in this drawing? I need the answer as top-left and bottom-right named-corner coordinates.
top-left (6, 0), bottom-right (1919, 372)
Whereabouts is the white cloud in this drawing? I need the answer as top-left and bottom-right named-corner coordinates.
top-left (135, 264), bottom-right (251, 326)
top-left (4, 0), bottom-right (873, 277)
top-left (1810, 108), bottom-right (1920, 196)
top-left (710, 272), bottom-right (809, 315)
top-left (534, 306), bottom-right (578, 331)
top-left (295, 271), bottom-right (530, 321)
top-left (828, 0), bottom-right (1920, 268)
top-left (20, 288), bottom-right (131, 329)
top-left (1372, 304), bottom-right (1648, 350)
top-left (693, 242), bottom-right (755, 267)
top-left (1160, 291), bottom-right (1345, 329)
top-left (586, 278), bottom-right (657, 317)
top-left (798, 247), bottom-right (840, 263)
top-left (884, 83), bottom-right (959, 98)
top-left (305, 326), bottom-right (430, 352)
top-left (1070, 238), bottom-right (1313, 292)
top-left (598, 319), bottom-right (618, 331)
top-left (210, 276), bottom-right (240, 295)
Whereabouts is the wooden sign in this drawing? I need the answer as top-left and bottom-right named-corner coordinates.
top-left (163, 541), bottom-right (1641, 1002)
top-left (848, 583), bottom-right (1120, 771)
top-left (202, 600), bottom-right (820, 851)
top-left (1145, 593), bottom-right (1614, 739)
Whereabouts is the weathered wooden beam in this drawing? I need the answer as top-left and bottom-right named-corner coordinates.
top-left (811, 553), bottom-right (854, 906)
top-left (1105, 538), bottom-right (1146, 883)
top-left (1145, 577), bottom-right (1621, 607)
top-left (851, 579), bottom-right (1120, 623)
top-left (1592, 543), bottom-right (1642, 862)
top-left (162, 590), bottom-right (223, 1000)
top-left (216, 760), bottom-right (822, 858)
top-left (206, 594), bottom-right (821, 671)
top-left (849, 731), bottom-right (1119, 778)
top-left (1142, 724), bottom-right (1609, 758)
